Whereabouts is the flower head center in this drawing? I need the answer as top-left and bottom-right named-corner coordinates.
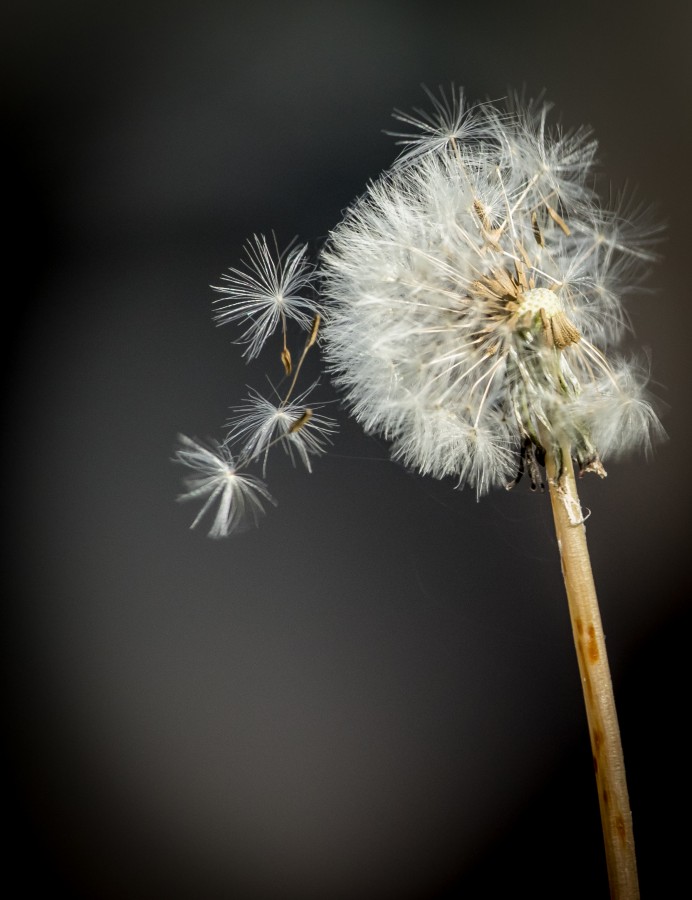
top-left (517, 287), bottom-right (580, 349)
top-left (518, 287), bottom-right (562, 318)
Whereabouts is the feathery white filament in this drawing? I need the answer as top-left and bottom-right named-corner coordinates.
top-left (174, 435), bottom-right (276, 537)
top-left (212, 235), bottom-right (319, 359)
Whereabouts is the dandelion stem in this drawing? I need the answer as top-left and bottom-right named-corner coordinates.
top-left (544, 443), bottom-right (639, 900)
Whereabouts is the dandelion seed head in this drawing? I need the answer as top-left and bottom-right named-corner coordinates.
top-left (322, 90), bottom-right (663, 494)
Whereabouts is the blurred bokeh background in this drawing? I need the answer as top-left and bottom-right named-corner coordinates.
top-left (5, 1), bottom-right (691, 897)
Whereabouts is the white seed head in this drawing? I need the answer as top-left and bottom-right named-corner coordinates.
top-left (321, 90), bottom-right (663, 495)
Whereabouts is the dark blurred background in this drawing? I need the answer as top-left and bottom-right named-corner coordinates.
top-left (4, 1), bottom-right (690, 897)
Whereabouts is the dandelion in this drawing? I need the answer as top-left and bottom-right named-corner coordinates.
top-left (177, 87), bottom-right (664, 898)
top-left (174, 435), bottom-right (276, 538)
top-left (318, 88), bottom-right (661, 900)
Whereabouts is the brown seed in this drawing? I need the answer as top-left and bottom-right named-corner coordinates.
top-left (307, 314), bottom-right (321, 349)
top-left (289, 409), bottom-right (313, 433)
top-left (531, 211), bottom-right (545, 247)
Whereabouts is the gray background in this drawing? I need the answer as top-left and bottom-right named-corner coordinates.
top-left (5, 1), bottom-right (690, 897)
